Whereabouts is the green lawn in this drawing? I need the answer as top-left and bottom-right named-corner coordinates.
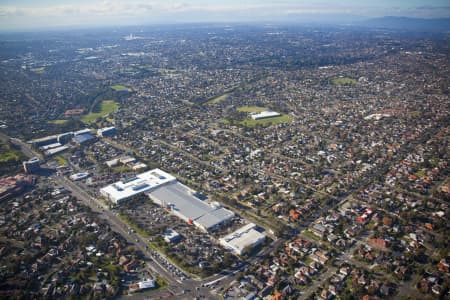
top-left (227, 106), bottom-right (293, 127)
top-left (48, 119), bottom-right (69, 125)
top-left (0, 142), bottom-right (24, 164)
top-left (206, 93), bottom-right (229, 105)
top-left (81, 100), bottom-right (120, 124)
top-left (301, 229), bottom-right (321, 241)
top-left (414, 169), bottom-right (427, 179)
top-left (0, 149), bottom-right (20, 163)
top-left (55, 155), bottom-right (67, 166)
top-left (237, 106), bottom-right (268, 113)
top-left (332, 77), bottom-right (357, 85)
top-left (30, 67), bottom-right (45, 74)
top-left (111, 85), bottom-right (132, 92)
top-left (112, 165), bottom-right (133, 173)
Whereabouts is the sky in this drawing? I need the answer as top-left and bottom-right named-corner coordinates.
top-left (0, 0), bottom-right (449, 31)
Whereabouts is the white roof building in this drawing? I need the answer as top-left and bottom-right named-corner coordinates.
top-left (148, 181), bottom-right (234, 232)
top-left (364, 113), bottom-right (392, 121)
top-left (132, 162), bottom-right (148, 170)
top-left (40, 142), bottom-right (63, 151)
top-left (97, 126), bottom-right (116, 137)
top-left (119, 156), bottom-right (136, 164)
top-left (138, 279), bottom-right (155, 290)
top-left (250, 110), bottom-right (281, 120)
top-left (100, 169), bottom-right (176, 204)
top-left (163, 229), bottom-right (181, 243)
top-left (44, 145), bottom-right (69, 156)
top-left (129, 279), bottom-right (156, 292)
top-left (101, 168), bottom-right (234, 231)
top-left (219, 223), bottom-right (266, 255)
top-left (74, 128), bottom-right (93, 136)
top-left (70, 172), bottom-right (89, 181)
top-left (105, 158), bottom-right (119, 168)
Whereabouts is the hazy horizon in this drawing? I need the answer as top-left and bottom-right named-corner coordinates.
top-left (0, 0), bottom-right (449, 31)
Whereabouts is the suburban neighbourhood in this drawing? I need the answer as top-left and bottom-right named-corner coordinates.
top-left (0, 19), bottom-right (448, 300)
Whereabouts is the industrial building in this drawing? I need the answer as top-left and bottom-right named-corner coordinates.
top-left (23, 157), bottom-right (40, 173)
top-left (100, 169), bottom-right (177, 204)
top-left (97, 126), bottom-right (116, 137)
top-left (72, 133), bottom-right (95, 145)
top-left (219, 223), bottom-right (266, 255)
top-left (73, 128), bottom-right (93, 136)
top-left (40, 143), bottom-right (62, 151)
top-left (100, 168), bottom-right (235, 232)
top-left (147, 181), bottom-right (235, 232)
top-left (250, 110), bottom-right (281, 120)
top-left (29, 129), bottom-right (93, 148)
top-left (44, 145), bottom-right (69, 157)
top-left (29, 135), bottom-right (59, 147)
top-left (57, 132), bottom-right (74, 144)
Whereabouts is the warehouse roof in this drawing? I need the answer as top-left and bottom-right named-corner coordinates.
top-left (250, 110), bottom-right (281, 120)
top-left (72, 133), bottom-right (95, 144)
top-left (219, 223), bottom-right (266, 255)
top-left (148, 181), bottom-right (234, 231)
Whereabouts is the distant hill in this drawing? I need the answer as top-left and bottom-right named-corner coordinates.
top-left (360, 16), bottom-right (450, 32)
top-left (280, 13), bottom-right (368, 25)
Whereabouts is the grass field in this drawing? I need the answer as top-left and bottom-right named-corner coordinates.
top-left (81, 100), bottom-right (120, 124)
top-left (30, 67), bottom-right (45, 74)
top-left (206, 93), bottom-right (229, 105)
top-left (111, 84), bottom-right (132, 92)
top-left (301, 229), bottom-right (320, 241)
top-left (48, 119), bottom-right (68, 125)
top-left (55, 155), bottom-right (67, 166)
top-left (112, 165), bottom-right (133, 173)
top-left (0, 142), bottom-right (23, 163)
top-left (332, 77), bottom-right (357, 85)
top-left (234, 106), bottom-right (292, 127)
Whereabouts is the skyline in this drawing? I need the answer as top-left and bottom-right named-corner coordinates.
top-left (0, 0), bottom-right (449, 31)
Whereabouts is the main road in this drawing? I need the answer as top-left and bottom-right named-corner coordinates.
top-left (4, 132), bottom-right (230, 299)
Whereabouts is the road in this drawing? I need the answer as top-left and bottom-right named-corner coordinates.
top-left (2, 133), bottom-right (221, 298)
top-left (7, 133), bottom-right (184, 288)
top-left (0, 132), bottom-right (43, 160)
top-left (54, 175), bottom-right (225, 299)
top-left (4, 132), bottom-right (371, 300)
top-left (4, 133), bottom-right (290, 299)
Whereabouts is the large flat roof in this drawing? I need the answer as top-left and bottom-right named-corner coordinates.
top-left (100, 169), bottom-right (176, 203)
top-left (220, 223), bottom-right (266, 255)
top-left (250, 110), bottom-right (281, 120)
top-left (148, 181), bottom-right (234, 231)
top-left (101, 168), bottom-right (234, 231)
